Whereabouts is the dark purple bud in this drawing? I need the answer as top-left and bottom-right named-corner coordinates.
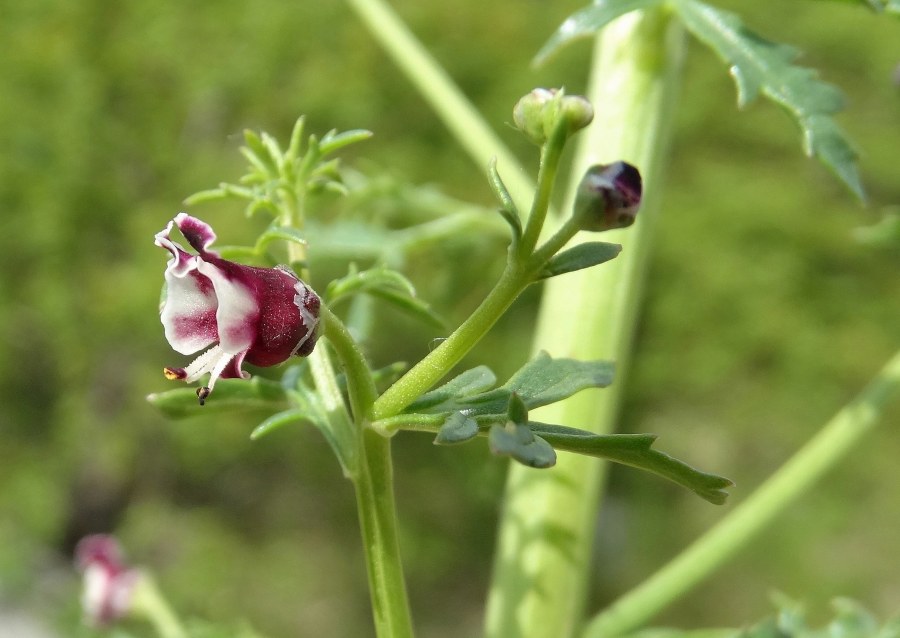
top-left (573, 162), bottom-right (642, 232)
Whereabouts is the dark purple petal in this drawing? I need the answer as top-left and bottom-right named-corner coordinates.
top-left (172, 212), bottom-right (218, 256)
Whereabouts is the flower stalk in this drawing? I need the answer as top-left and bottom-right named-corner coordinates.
top-left (371, 120), bottom-right (580, 423)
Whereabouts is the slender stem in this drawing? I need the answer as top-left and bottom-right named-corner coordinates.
top-left (372, 265), bottom-right (527, 420)
top-left (583, 348), bottom-right (900, 638)
top-left (276, 148), bottom-right (412, 635)
top-left (321, 304), bottom-right (378, 420)
top-left (485, 10), bottom-right (684, 638)
top-left (130, 576), bottom-right (187, 638)
top-left (354, 428), bottom-right (415, 638)
top-left (520, 122), bottom-right (570, 256)
top-left (344, 0), bottom-right (535, 214)
top-left (371, 115), bottom-right (574, 422)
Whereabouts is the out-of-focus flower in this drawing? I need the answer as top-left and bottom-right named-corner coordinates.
top-left (572, 161), bottom-right (643, 232)
top-left (75, 535), bottom-right (140, 627)
top-left (156, 213), bottom-right (320, 404)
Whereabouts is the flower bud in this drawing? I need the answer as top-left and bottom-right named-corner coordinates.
top-left (559, 94), bottom-right (594, 136)
top-left (572, 161), bottom-right (642, 232)
top-left (513, 88), bottom-right (593, 145)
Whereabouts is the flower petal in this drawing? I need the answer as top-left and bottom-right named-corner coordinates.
top-left (194, 258), bottom-right (258, 357)
top-left (172, 212), bottom-right (219, 256)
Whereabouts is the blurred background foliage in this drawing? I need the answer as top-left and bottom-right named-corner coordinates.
top-left (0, 0), bottom-right (898, 636)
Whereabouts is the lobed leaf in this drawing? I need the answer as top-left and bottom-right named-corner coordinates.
top-left (502, 351), bottom-right (615, 409)
top-left (534, 0), bottom-right (664, 66)
top-left (530, 422), bottom-right (733, 504)
top-left (673, 0), bottom-right (864, 199)
top-left (408, 352), bottom-right (614, 417)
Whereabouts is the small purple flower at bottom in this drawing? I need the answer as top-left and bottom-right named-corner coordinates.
top-left (156, 213), bottom-right (320, 404)
top-left (75, 535), bottom-right (140, 627)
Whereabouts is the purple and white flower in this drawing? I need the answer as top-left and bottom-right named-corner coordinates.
top-left (75, 535), bottom-right (139, 627)
top-left (156, 213), bottom-right (320, 403)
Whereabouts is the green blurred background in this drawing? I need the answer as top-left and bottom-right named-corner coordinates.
top-left (1, 0), bottom-right (898, 636)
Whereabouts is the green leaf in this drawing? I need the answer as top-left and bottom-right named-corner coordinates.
top-left (410, 352), bottom-right (614, 417)
top-left (529, 422), bottom-right (733, 504)
top-left (318, 128), bottom-right (374, 156)
top-left (250, 408), bottom-right (319, 440)
top-left (286, 115), bottom-right (306, 161)
top-left (406, 365), bottom-right (498, 411)
top-left (537, 242), bottom-right (622, 280)
top-left (489, 422), bottom-right (557, 468)
top-left (183, 187), bottom-right (228, 206)
top-left (535, 0), bottom-right (664, 66)
top-left (260, 131), bottom-right (286, 174)
top-left (326, 265), bottom-right (446, 328)
top-left (488, 157), bottom-right (522, 240)
top-left (507, 392), bottom-right (529, 426)
top-left (673, 0), bottom-right (864, 199)
top-left (502, 351), bottom-right (615, 409)
top-left (147, 377), bottom-right (289, 419)
top-left (255, 225), bottom-right (308, 254)
top-left (241, 130), bottom-right (278, 178)
top-left (433, 411), bottom-right (479, 444)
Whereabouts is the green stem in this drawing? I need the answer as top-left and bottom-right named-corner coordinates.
top-left (583, 348), bottom-right (900, 638)
top-left (354, 428), bottom-right (415, 638)
top-left (372, 264), bottom-right (527, 421)
top-left (130, 576), bottom-right (187, 638)
top-left (485, 10), bottom-right (684, 638)
top-left (321, 304), bottom-right (378, 420)
top-left (344, 0), bottom-right (535, 214)
top-left (371, 116), bottom-right (574, 423)
top-left (276, 161), bottom-right (411, 636)
top-left (520, 123), bottom-right (570, 256)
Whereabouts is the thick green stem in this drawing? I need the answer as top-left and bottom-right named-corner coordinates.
top-left (344, 0), bottom-right (535, 214)
top-left (485, 11), bottom-right (684, 638)
top-left (583, 348), bottom-right (900, 638)
top-left (354, 428), bottom-right (415, 638)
